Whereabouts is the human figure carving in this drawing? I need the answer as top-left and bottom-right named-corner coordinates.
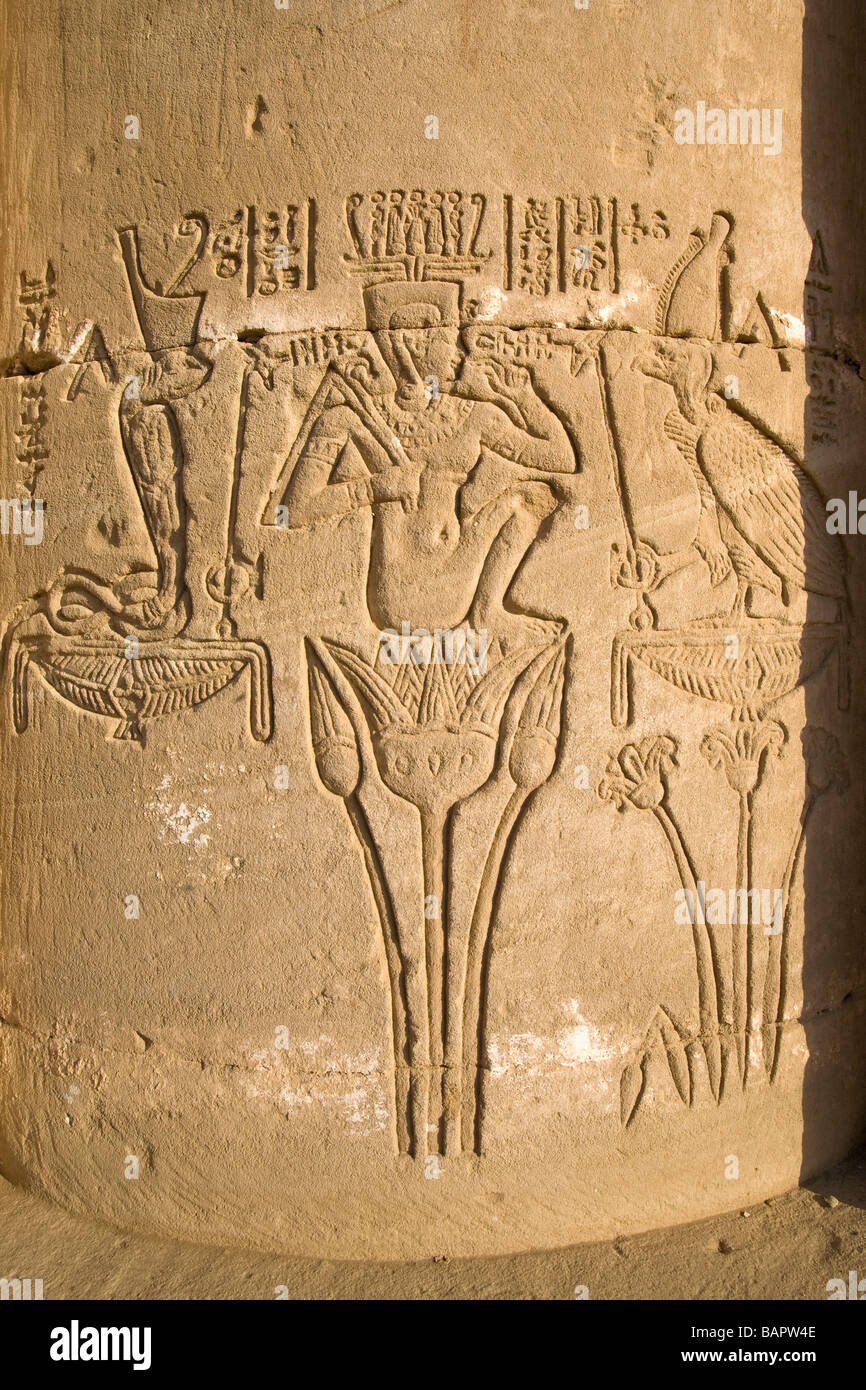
top-left (43, 347), bottom-right (213, 638)
top-left (279, 280), bottom-right (579, 651)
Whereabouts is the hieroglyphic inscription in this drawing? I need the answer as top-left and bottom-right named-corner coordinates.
top-left (617, 202), bottom-right (670, 247)
top-left (504, 195), bottom-right (557, 295)
top-left (168, 204), bottom-right (315, 296)
top-left (461, 324), bottom-right (558, 362)
top-left (256, 327), bottom-right (368, 371)
top-left (805, 231), bottom-right (838, 445)
top-left (805, 231), bottom-right (834, 351)
top-left (504, 194), bottom-right (670, 295)
top-left (807, 354), bottom-right (838, 446)
top-left (14, 267), bottom-right (57, 490)
top-left (560, 194), bottom-right (618, 293)
top-left (18, 264), bottom-right (59, 358)
top-left (14, 379), bottom-right (49, 494)
top-left (343, 190), bottom-right (490, 279)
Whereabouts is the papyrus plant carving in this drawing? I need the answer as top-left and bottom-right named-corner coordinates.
top-left (762, 727), bottom-right (848, 1081)
top-left (307, 635), bottom-right (566, 1158)
top-left (599, 735), bottom-right (723, 1119)
top-left (464, 643), bottom-right (566, 1152)
top-left (602, 722), bottom-right (848, 1124)
top-left (307, 645), bottom-right (417, 1155)
top-left (700, 716), bottom-right (785, 1084)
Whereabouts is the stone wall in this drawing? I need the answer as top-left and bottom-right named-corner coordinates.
top-left (0, 0), bottom-right (864, 1258)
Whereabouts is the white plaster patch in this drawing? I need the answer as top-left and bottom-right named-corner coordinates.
top-left (278, 1078), bottom-right (388, 1134)
top-left (61, 320), bottom-right (94, 363)
top-left (489, 1003), bottom-right (623, 1076)
top-left (242, 1039), bottom-right (389, 1132)
top-left (558, 1020), bottom-right (621, 1064)
top-left (474, 287), bottom-right (507, 320)
top-left (146, 792), bottom-right (212, 851)
top-left (775, 311), bottom-right (806, 347)
top-left (586, 273), bottom-right (650, 327)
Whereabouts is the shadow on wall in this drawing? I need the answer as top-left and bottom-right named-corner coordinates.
top-left (801, 0), bottom-right (866, 1197)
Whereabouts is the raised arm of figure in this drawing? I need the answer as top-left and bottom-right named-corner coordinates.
top-left (281, 406), bottom-right (377, 527)
top-left (473, 365), bottom-right (577, 475)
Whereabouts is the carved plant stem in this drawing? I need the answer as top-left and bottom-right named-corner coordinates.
top-left (307, 642), bottom-right (425, 1155)
top-left (700, 717), bottom-right (784, 1091)
top-left (735, 786), bottom-right (751, 1085)
top-left (217, 364), bottom-right (251, 641)
top-left (451, 645), bottom-right (565, 1154)
top-left (762, 791), bottom-right (816, 1083)
top-left (345, 793), bottom-right (416, 1156)
top-left (420, 807), bottom-right (448, 1153)
top-left (441, 808), bottom-right (478, 1157)
top-left (596, 345), bottom-right (658, 632)
top-left (653, 804), bottom-right (723, 1100)
top-left (463, 786), bottom-right (531, 1155)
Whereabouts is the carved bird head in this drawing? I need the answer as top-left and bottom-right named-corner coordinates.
top-left (633, 340), bottom-right (714, 422)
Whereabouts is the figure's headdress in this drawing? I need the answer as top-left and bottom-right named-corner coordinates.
top-left (118, 226), bottom-right (205, 351)
top-left (362, 279), bottom-right (461, 332)
top-left (656, 212), bottom-right (731, 340)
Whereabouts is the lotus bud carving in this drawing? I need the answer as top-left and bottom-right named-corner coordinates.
top-left (308, 653), bottom-right (362, 799)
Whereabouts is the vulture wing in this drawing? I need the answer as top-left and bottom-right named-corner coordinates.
top-left (697, 411), bottom-right (846, 600)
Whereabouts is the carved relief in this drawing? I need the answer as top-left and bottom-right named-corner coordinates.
top-left (165, 205), bottom-right (316, 296)
top-left (805, 231), bottom-right (838, 445)
top-left (17, 264), bottom-right (62, 369)
top-left (14, 376), bottom-right (49, 494)
top-left (343, 190), bottom-right (490, 281)
top-left (601, 723), bottom-right (848, 1121)
top-left (3, 197), bottom-right (849, 1164)
top-left (502, 193), bottom-right (672, 297)
top-left (559, 194), bottom-right (620, 294)
top-left (598, 213), bottom-right (851, 1124)
top-left (656, 212), bottom-right (731, 339)
top-left (13, 265), bottom-right (64, 493)
top-left (3, 229), bottom-right (273, 744)
top-left (504, 195), bottom-right (558, 296)
top-left (267, 273), bottom-right (575, 1154)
